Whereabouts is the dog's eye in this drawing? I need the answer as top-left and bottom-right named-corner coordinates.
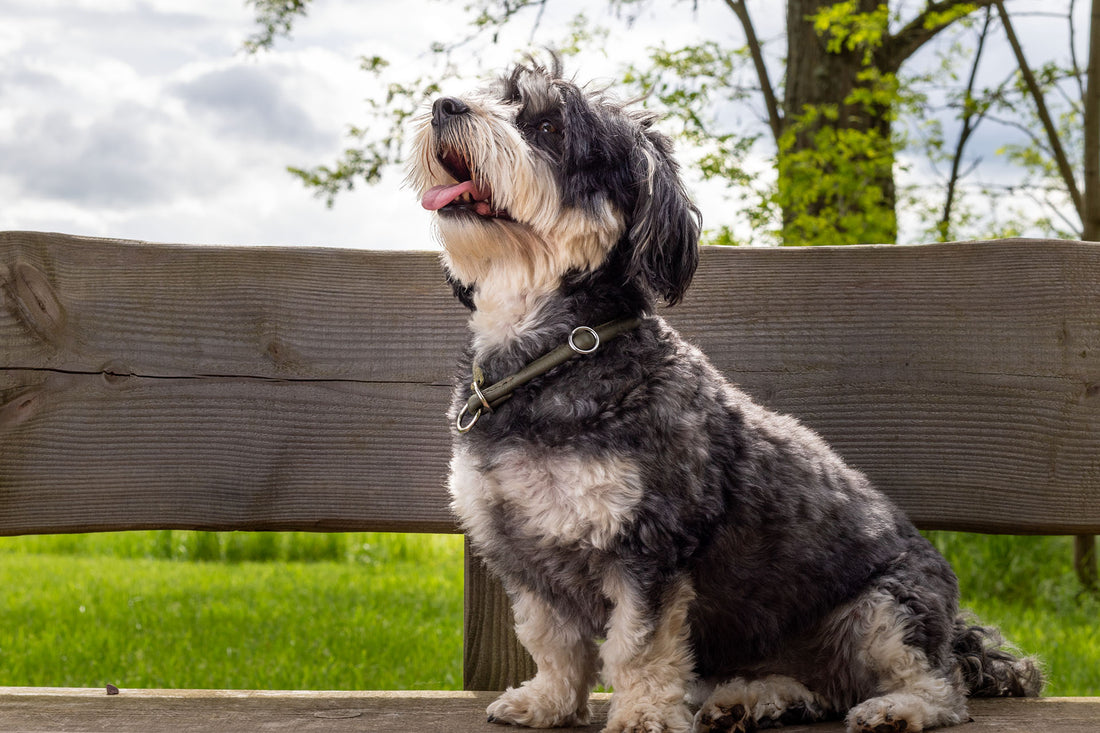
top-left (538, 120), bottom-right (559, 135)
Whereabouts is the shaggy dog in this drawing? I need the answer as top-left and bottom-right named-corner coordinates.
top-left (407, 55), bottom-right (1042, 733)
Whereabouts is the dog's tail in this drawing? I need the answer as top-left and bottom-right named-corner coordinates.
top-left (951, 617), bottom-right (1043, 697)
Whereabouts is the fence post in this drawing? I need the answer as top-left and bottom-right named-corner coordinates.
top-left (462, 538), bottom-right (535, 691)
top-left (1076, 535), bottom-right (1098, 590)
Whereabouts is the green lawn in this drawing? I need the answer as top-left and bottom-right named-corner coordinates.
top-left (0, 532), bottom-right (463, 690)
top-left (0, 531), bottom-right (1096, 694)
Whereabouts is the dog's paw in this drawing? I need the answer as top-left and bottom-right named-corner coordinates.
top-left (846, 697), bottom-right (917, 733)
top-left (694, 676), bottom-right (827, 732)
top-left (846, 688), bottom-right (969, 733)
top-left (693, 702), bottom-right (752, 733)
top-left (603, 702), bottom-right (692, 733)
top-left (487, 684), bottom-right (590, 728)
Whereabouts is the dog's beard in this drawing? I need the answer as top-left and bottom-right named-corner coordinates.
top-left (407, 105), bottom-right (624, 296)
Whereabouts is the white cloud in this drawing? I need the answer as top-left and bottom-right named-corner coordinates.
top-left (170, 64), bottom-right (329, 148)
top-left (0, 0), bottom-right (438, 249)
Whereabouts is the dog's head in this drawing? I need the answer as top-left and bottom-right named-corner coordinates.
top-left (407, 55), bottom-right (701, 310)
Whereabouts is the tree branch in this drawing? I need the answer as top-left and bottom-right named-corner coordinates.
top-left (528, 0), bottom-right (550, 43)
top-left (1069, 0), bottom-right (1087, 102)
top-left (882, 0), bottom-right (999, 73)
top-left (982, 112), bottom-right (1057, 152)
top-left (243, 0), bottom-right (311, 53)
top-left (725, 0), bottom-right (783, 141)
top-left (995, 0), bottom-right (1084, 219)
top-left (941, 8), bottom-right (994, 241)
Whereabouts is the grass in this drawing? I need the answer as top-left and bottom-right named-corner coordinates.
top-left (0, 532), bottom-right (464, 690)
top-left (0, 530), bottom-right (1096, 695)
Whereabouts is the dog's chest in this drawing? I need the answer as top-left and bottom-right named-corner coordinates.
top-left (449, 446), bottom-right (643, 551)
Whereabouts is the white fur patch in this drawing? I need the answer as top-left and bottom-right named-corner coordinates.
top-left (693, 675), bottom-right (828, 732)
top-left (435, 198), bottom-right (624, 353)
top-left (450, 448), bottom-right (644, 551)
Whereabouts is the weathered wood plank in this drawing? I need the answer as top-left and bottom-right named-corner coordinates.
top-left (2, 232), bottom-right (1100, 536)
top-left (0, 231), bottom-right (464, 381)
top-left (463, 539), bottom-right (535, 690)
top-left (676, 239), bottom-right (1100, 535)
top-left (0, 689), bottom-right (1096, 733)
top-left (0, 689), bottom-right (525, 733)
top-left (0, 372), bottom-right (455, 534)
top-left (0, 231), bottom-right (461, 535)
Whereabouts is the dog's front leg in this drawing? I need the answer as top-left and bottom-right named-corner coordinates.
top-left (487, 588), bottom-right (598, 728)
top-left (600, 573), bottom-right (696, 733)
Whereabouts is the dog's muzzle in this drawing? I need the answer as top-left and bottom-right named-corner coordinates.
top-left (421, 97), bottom-right (511, 220)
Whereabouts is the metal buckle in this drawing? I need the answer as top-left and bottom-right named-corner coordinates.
top-left (568, 325), bottom-right (600, 354)
top-left (455, 404), bottom-right (481, 433)
top-left (456, 380), bottom-right (491, 433)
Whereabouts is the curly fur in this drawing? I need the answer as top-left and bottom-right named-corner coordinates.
top-left (408, 54), bottom-right (1042, 733)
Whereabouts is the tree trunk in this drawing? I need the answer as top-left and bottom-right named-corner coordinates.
top-left (1084, 0), bottom-right (1100, 241)
top-left (781, 0), bottom-right (898, 245)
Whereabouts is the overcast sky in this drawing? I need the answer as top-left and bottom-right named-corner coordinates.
top-left (0, 1), bottom-right (1086, 249)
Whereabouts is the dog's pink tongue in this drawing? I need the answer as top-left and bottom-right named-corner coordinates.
top-left (422, 181), bottom-right (489, 211)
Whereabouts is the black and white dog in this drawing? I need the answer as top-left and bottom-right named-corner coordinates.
top-left (407, 55), bottom-right (1041, 733)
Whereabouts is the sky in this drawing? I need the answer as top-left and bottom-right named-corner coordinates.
top-left (0, 1), bottom-right (1087, 250)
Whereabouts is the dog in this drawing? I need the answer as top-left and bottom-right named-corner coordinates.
top-left (407, 54), bottom-right (1042, 733)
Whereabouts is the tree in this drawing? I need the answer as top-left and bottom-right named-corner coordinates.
top-left (773, 0), bottom-right (997, 244)
top-left (992, 0), bottom-right (1099, 240)
top-left (245, 0), bottom-right (995, 246)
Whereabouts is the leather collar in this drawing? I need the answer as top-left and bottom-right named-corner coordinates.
top-left (456, 315), bottom-right (643, 432)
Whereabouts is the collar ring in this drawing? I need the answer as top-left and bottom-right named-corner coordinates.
top-left (568, 326), bottom-right (600, 354)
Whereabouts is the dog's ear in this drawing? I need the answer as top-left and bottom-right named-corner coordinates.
top-left (625, 126), bottom-right (701, 306)
top-left (558, 84), bottom-right (700, 305)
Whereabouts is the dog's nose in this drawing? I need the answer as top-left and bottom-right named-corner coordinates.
top-left (432, 97), bottom-right (470, 128)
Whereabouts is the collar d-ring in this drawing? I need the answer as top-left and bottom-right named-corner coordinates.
top-left (456, 380), bottom-right (491, 433)
top-left (455, 404), bottom-right (481, 433)
top-left (568, 326), bottom-right (600, 354)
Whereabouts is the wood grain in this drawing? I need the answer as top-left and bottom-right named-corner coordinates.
top-left (0, 231), bottom-right (465, 382)
top-left (0, 231), bottom-right (461, 534)
top-left (0, 689), bottom-right (1095, 733)
top-left (677, 240), bottom-right (1100, 535)
top-left (3, 232), bottom-right (1098, 536)
top-left (0, 370), bottom-right (455, 534)
top-left (463, 539), bottom-right (536, 691)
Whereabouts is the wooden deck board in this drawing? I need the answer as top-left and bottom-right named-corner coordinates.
top-left (0, 689), bottom-right (1096, 732)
